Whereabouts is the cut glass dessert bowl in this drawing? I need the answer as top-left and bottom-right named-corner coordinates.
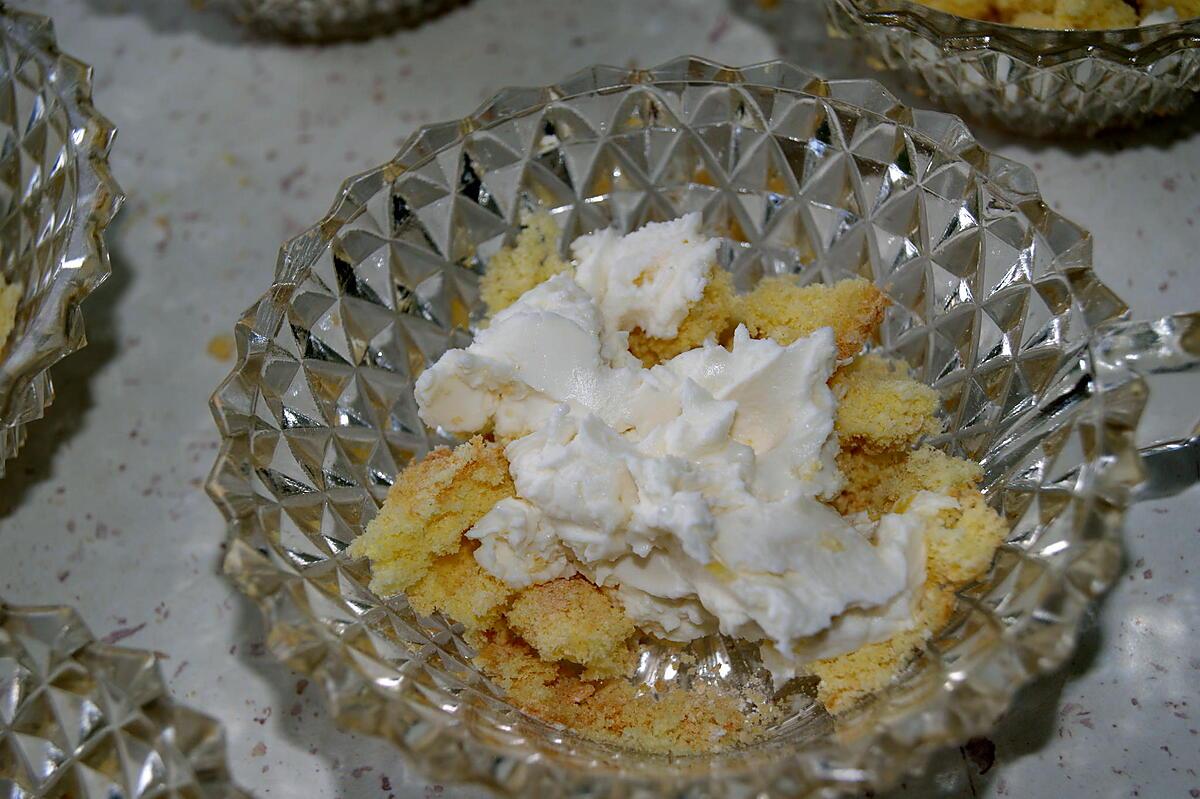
top-left (0, 600), bottom-right (248, 798)
top-left (227, 0), bottom-right (467, 42)
top-left (823, 0), bottom-right (1200, 135)
top-left (208, 57), bottom-right (1179, 795)
top-left (0, 5), bottom-right (122, 477)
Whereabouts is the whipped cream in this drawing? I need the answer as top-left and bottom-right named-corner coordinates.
top-left (1141, 6), bottom-right (1179, 25)
top-left (415, 215), bottom-right (949, 685)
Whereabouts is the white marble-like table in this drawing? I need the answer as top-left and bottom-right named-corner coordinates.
top-left (3, 0), bottom-right (1198, 796)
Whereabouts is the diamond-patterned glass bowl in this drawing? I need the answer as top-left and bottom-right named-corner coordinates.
top-left (0, 6), bottom-right (122, 477)
top-left (208, 58), bottom-right (1152, 796)
top-left (825, 0), bottom-right (1200, 136)
top-left (0, 600), bottom-right (247, 798)
top-left (228, 0), bottom-right (467, 41)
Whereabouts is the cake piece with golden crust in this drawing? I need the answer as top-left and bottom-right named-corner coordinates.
top-left (406, 540), bottom-right (514, 632)
top-left (834, 445), bottom-right (983, 519)
top-left (737, 276), bottom-right (888, 359)
top-left (832, 354), bottom-right (941, 452)
top-left (505, 578), bottom-right (636, 679)
top-left (0, 277), bottom-right (19, 353)
top-left (480, 214), bottom-right (569, 316)
top-left (348, 436), bottom-right (514, 597)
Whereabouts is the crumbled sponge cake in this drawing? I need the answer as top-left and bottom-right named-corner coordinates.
top-left (480, 214), bottom-right (569, 316)
top-left (923, 490), bottom-right (1007, 585)
top-left (1052, 0), bottom-right (1139, 26)
top-left (920, 0), bottom-right (1156, 26)
top-left (832, 354), bottom-right (941, 452)
top-left (505, 578), bottom-right (636, 679)
top-left (920, 0), bottom-right (995, 17)
top-left (737, 276), bottom-right (888, 360)
top-left (348, 436), bottom-right (514, 597)
top-left (833, 445), bottom-right (982, 519)
top-left (0, 276), bottom-right (19, 352)
top-left (628, 267), bottom-right (737, 367)
top-left (469, 622), bottom-right (775, 753)
top-left (407, 540), bottom-right (514, 632)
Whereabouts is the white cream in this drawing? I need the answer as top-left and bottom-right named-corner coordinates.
top-left (467, 498), bottom-right (576, 588)
top-left (1141, 6), bottom-right (1179, 25)
top-left (572, 212), bottom-right (718, 360)
top-left (416, 217), bottom-right (953, 686)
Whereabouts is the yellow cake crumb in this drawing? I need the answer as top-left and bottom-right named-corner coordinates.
top-left (832, 354), bottom-right (941, 451)
top-left (919, 0), bottom-right (1164, 26)
top-left (348, 436), bottom-right (514, 597)
top-left (834, 444), bottom-right (982, 518)
top-left (920, 0), bottom-right (995, 17)
top-left (505, 578), bottom-right (635, 679)
top-left (479, 214), bottom-right (569, 316)
top-left (627, 267), bottom-right (737, 367)
top-left (407, 540), bottom-right (514, 632)
top-left (470, 621), bottom-right (774, 753)
top-left (0, 276), bottom-right (20, 353)
top-left (1053, 0), bottom-right (1139, 26)
top-left (737, 276), bottom-right (888, 360)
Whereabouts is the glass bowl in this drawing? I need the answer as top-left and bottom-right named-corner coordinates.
top-left (0, 6), bottom-right (122, 478)
top-left (825, 0), bottom-right (1200, 136)
top-left (227, 0), bottom-right (467, 42)
top-left (0, 600), bottom-right (248, 798)
top-left (208, 57), bottom-right (1153, 796)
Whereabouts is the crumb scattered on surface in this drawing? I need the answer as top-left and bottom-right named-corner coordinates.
top-left (206, 333), bottom-right (235, 361)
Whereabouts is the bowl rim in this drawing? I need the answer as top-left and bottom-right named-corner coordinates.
top-left (0, 4), bottom-right (124, 475)
top-left (207, 56), bottom-right (1144, 795)
top-left (829, 0), bottom-right (1200, 65)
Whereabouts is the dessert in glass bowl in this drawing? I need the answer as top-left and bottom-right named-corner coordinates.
top-left (824, 0), bottom-right (1200, 134)
top-left (350, 212), bottom-right (1007, 750)
top-left (916, 0), bottom-right (1195, 26)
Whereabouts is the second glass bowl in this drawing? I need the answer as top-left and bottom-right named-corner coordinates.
top-left (825, 0), bottom-right (1200, 136)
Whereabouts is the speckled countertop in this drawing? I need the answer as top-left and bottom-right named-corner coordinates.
top-left (2, 0), bottom-right (1198, 797)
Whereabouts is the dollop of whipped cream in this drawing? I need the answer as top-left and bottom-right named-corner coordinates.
top-left (1141, 6), bottom-right (1179, 25)
top-left (414, 214), bottom-right (949, 685)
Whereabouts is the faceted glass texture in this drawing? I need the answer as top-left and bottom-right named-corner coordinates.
top-left (229, 0), bottom-right (467, 41)
top-left (0, 7), bottom-right (123, 476)
top-left (208, 59), bottom-right (1154, 796)
top-left (826, 0), bottom-right (1200, 136)
top-left (0, 601), bottom-right (247, 798)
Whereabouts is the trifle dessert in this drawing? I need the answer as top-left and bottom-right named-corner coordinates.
top-left (0, 275), bottom-right (19, 353)
top-left (351, 213), bottom-right (1006, 752)
top-left (918, 0), bottom-right (1195, 26)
